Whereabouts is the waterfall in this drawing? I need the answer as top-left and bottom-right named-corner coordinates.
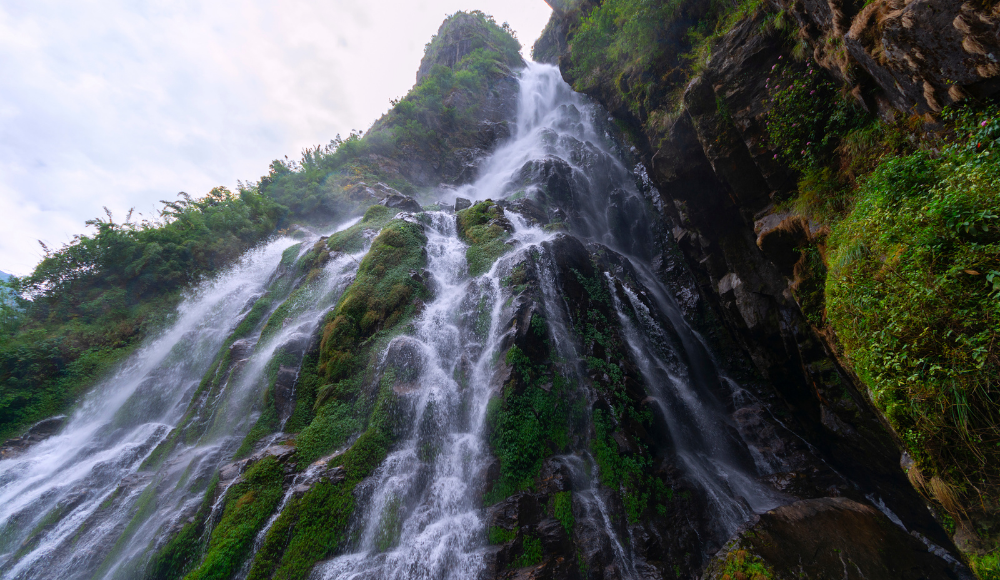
top-left (0, 221), bottom-right (364, 580)
top-left (0, 62), bottom-right (787, 579)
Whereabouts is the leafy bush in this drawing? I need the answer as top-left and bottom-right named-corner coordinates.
top-left (716, 548), bottom-right (774, 580)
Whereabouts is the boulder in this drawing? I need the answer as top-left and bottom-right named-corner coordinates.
top-left (381, 193), bottom-right (423, 214)
top-left (454, 197), bottom-right (472, 211)
top-left (703, 497), bottom-right (969, 580)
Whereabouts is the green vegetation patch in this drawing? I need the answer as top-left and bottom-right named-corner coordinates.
top-left (716, 548), bottom-right (774, 580)
top-left (246, 372), bottom-right (404, 580)
top-left (456, 200), bottom-right (513, 276)
top-left (184, 456), bottom-right (285, 580)
top-left (326, 205), bottom-right (397, 254)
top-left (0, 186), bottom-right (283, 442)
top-left (484, 345), bottom-right (570, 505)
top-left (826, 115), bottom-right (1000, 502)
top-left (553, 491), bottom-right (574, 534)
top-left (515, 535), bottom-right (543, 567)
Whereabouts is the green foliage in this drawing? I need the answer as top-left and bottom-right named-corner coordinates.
top-left (184, 457), bottom-right (285, 580)
top-left (456, 200), bottom-right (512, 276)
top-left (0, 187), bottom-right (283, 442)
top-left (553, 491), bottom-right (574, 534)
top-left (716, 548), bottom-right (774, 580)
top-left (516, 535), bottom-right (543, 567)
top-left (484, 346), bottom-right (570, 504)
top-left (764, 59), bottom-right (868, 171)
top-left (591, 409), bottom-right (651, 523)
top-left (488, 525), bottom-right (518, 544)
top-left (826, 108), bottom-right (1000, 502)
top-left (971, 550), bottom-right (1000, 580)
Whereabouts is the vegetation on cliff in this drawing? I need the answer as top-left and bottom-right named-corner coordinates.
top-left (765, 58), bottom-right (1000, 555)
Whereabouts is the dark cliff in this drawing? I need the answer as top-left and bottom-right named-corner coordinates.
top-left (537, 0), bottom-right (1000, 576)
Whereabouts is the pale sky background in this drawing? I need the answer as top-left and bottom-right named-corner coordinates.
top-left (0, 0), bottom-right (552, 276)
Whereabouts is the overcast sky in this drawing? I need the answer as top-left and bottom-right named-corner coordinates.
top-left (0, 0), bottom-right (552, 276)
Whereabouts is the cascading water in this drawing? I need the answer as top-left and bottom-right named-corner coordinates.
top-left (0, 220), bottom-right (365, 580)
top-left (0, 61), bottom-right (791, 580)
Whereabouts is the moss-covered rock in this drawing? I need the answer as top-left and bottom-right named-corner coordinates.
top-left (455, 200), bottom-right (514, 276)
top-left (184, 457), bottom-right (285, 580)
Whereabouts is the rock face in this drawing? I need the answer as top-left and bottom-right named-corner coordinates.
top-left (782, 0), bottom-right (1000, 114)
top-left (704, 498), bottom-right (967, 580)
top-left (0, 415), bottom-right (65, 459)
top-left (536, 0), bottom-right (975, 576)
top-left (361, 11), bottom-right (524, 189)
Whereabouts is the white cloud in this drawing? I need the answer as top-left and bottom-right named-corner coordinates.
top-left (0, 0), bottom-right (552, 275)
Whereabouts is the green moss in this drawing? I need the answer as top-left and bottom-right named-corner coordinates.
top-left (484, 346), bottom-right (570, 505)
top-left (515, 535), bottom-right (543, 567)
top-left (246, 478), bottom-right (355, 580)
top-left (184, 457), bottom-right (285, 580)
top-left (327, 205), bottom-right (397, 254)
top-left (246, 370), bottom-right (403, 580)
top-left (488, 525), bottom-right (518, 544)
top-left (319, 219), bottom-right (427, 382)
top-left (456, 200), bottom-right (512, 276)
top-left (553, 491), bottom-right (574, 534)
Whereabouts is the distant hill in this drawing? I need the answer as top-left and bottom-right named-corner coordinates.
top-left (0, 271), bottom-right (10, 282)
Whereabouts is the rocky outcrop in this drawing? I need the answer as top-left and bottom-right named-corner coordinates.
top-left (0, 415), bottom-right (65, 459)
top-left (704, 498), bottom-right (968, 580)
top-left (360, 11), bottom-right (524, 189)
top-left (776, 0), bottom-right (1000, 114)
top-left (417, 11), bottom-right (525, 83)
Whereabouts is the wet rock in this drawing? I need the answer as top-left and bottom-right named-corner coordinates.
top-left (536, 458), bottom-right (571, 495)
top-left (381, 193), bottom-right (423, 214)
top-left (499, 197), bottom-right (549, 225)
top-left (291, 464), bottom-right (345, 497)
top-left (0, 415), bottom-right (67, 459)
top-left (273, 365), bottom-right (298, 422)
top-left (217, 442), bottom-right (297, 492)
top-left (454, 197), bottom-right (472, 211)
top-left (704, 497), bottom-right (970, 580)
